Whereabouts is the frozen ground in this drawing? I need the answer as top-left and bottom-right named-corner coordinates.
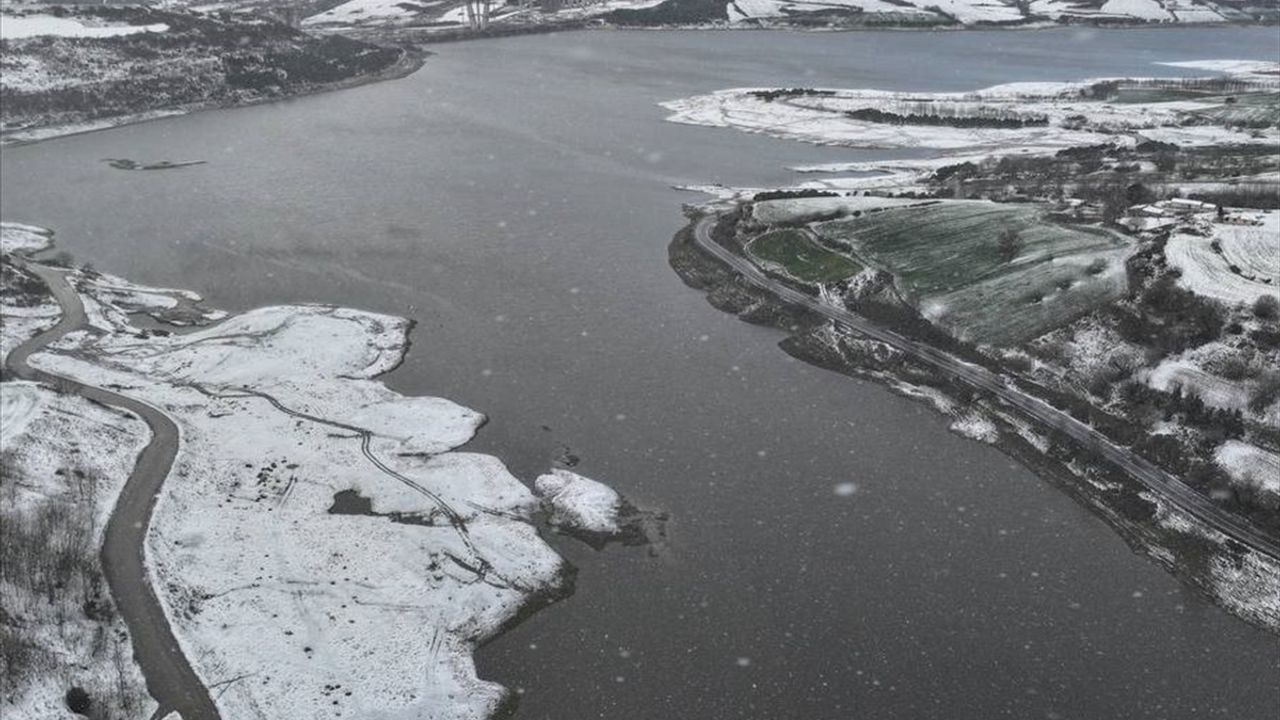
top-left (303, 0), bottom-right (447, 26)
top-left (1, 223), bottom-right (59, 364)
top-left (299, 0), bottom-right (1240, 27)
top-left (304, 0), bottom-right (667, 27)
top-left (1215, 440), bottom-right (1280, 503)
top-left (1143, 341), bottom-right (1280, 425)
top-left (0, 222), bottom-right (53, 253)
top-left (0, 13), bottom-right (169, 40)
top-left (20, 240), bottom-right (630, 719)
top-left (1165, 211), bottom-right (1280, 307)
top-left (0, 380), bottom-right (156, 720)
top-left (0, 303), bottom-right (58, 366)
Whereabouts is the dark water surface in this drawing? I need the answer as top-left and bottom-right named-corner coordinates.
top-left (3, 27), bottom-right (1278, 720)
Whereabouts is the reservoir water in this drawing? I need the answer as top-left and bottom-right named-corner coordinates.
top-left (3, 26), bottom-right (1278, 720)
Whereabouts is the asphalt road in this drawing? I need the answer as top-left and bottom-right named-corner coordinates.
top-left (692, 214), bottom-right (1280, 561)
top-left (6, 260), bottom-right (221, 720)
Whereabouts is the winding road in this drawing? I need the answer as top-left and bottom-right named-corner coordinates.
top-left (692, 214), bottom-right (1280, 561)
top-left (6, 259), bottom-right (221, 720)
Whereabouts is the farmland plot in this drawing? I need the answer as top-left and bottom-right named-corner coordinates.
top-left (814, 201), bottom-right (1134, 344)
top-left (1166, 211), bottom-right (1280, 306)
top-left (747, 228), bottom-right (863, 283)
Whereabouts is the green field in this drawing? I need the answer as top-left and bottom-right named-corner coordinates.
top-left (1111, 86), bottom-right (1216, 104)
top-left (747, 229), bottom-right (863, 283)
top-left (814, 201), bottom-right (1133, 345)
top-left (1188, 92), bottom-right (1280, 128)
top-left (1104, 81), bottom-right (1278, 128)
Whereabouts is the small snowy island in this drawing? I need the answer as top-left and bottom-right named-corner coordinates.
top-left (535, 468), bottom-right (660, 549)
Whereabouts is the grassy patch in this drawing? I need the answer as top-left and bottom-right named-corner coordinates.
top-left (748, 229), bottom-right (862, 283)
top-left (815, 201), bottom-right (1133, 344)
top-left (1111, 86), bottom-right (1215, 104)
top-left (1189, 92), bottom-right (1280, 128)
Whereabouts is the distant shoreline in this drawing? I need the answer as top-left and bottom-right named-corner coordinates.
top-left (0, 45), bottom-right (427, 148)
top-left (354, 15), bottom-right (1280, 45)
top-left (5, 18), bottom-right (1274, 147)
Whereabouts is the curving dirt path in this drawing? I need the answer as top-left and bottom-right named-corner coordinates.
top-left (6, 259), bottom-right (221, 720)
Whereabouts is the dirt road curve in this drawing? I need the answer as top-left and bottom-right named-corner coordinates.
top-left (6, 260), bottom-right (220, 720)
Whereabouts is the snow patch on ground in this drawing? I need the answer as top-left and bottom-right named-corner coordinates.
top-left (0, 304), bottom-right (59, 366)
top-left (1208, 551), bottom-right (1280, 629)
top-left (1165, 211), bottom-right (1280, 307)
top-left (303, 0), bottom-right (444, 26)
top-left (1, 226), bottom-right (60, 364)
top-left (0, 381), bottom-right (156, 720)
top-left (1, 222), bottom-right (53, 253)
top-left (1214, 440), bottom-right (1280, 501)
top-left (0, 14), bottom-right (168, 40)
top-left (949, 413), bottom-right (1000, 443)
top-left (1097, 0), bottom-right (1171, 20)
top-left (920, 0), bottom-right (1024, 22)
top-left (752, 195), bottom-right (921, 225)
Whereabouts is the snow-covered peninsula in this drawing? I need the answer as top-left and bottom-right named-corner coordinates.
top-left (0, 221), bottom-right (645, 720)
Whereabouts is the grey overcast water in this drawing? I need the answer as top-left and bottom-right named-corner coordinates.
top-left (3, 26), bottom-right (1279, 720)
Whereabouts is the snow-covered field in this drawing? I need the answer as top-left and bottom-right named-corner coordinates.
top-left (661, 67), bottom-right (1278, 155)
top-left (299, 0), bottom-right (1240, 27)
top-left (0, 301), bottom-right (59, 365)
top-left (1, 223), bottom-right (59, 364)
top-left (1165, 211), bottom-right (1280, 307)
top-left (1143, 341), bottom-right (1280, 424)
top-left (1214, 440), bottom-right (1280, 503)
top-left (1097, 0), bottom-right (1171, 20)
top-left (0, 381), bottom-right (155, 720)
top-left (303, 0), bottom-right (446, 26)
top-left (0, 222), bottom-right (53, 254)
top-left (922, 0), bottom-right (1024, 22)
top-left (18, 239), bottom-right (632, 719)
top-left (726, 0), bottom-right (938, 23)
top-left (0, 13), bottom-right (169, 40)
top-left (304, 0), bottom-right (667, 27)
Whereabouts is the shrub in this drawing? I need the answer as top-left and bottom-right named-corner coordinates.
top-left (996, 228), bottom-right (1023, 263)
top-left (1253, 294), bottom-right (1279, 320)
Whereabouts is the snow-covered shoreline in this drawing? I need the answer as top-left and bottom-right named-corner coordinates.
top-left (2, 221), bottom-right (642, 719)
top-left (661, 65), bottom-right (1280, 156)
